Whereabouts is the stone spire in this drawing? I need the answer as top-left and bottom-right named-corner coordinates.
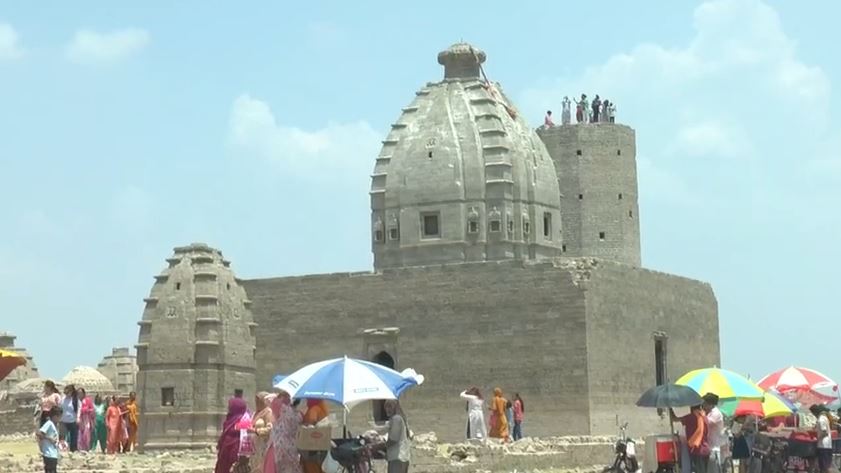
top-left (135, 243), bottom-right (256, 450)
top-left (370, 43), bottom-right (563, 269)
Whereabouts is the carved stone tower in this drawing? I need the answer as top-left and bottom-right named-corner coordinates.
top-left (537, 124), bottom-right (641, 266)
top-left (370, 43), bottom-right (563, 269)
top-left (135, 243), bottom-right (257, 450)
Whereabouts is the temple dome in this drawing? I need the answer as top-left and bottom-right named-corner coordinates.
top-left (369, 43), bottom-right (563, 269)
top-left (62, 366), bottom-right (116, 394)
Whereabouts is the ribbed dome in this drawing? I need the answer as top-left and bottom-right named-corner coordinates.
top-left (62, 366), bottom-right (116, 394)
top-left (369, 43), bottom-right (563, 269)
top-left (10, 377), bottom-right (59, 395)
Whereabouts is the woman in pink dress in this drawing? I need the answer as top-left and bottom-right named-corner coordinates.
top-left (77, 388), bottom-right (95, 451)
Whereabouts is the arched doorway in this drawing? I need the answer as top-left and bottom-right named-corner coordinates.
top-left (371, 350), bottom-right (395, 422)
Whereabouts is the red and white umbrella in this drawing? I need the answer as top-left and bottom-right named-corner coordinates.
top-left (758, 366), bottom-right (839, 406)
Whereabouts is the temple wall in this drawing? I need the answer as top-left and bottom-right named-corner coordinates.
top-left (243, 260), bottom-right (592, 441)
top-left (582, 259), bottom-right (720, 436)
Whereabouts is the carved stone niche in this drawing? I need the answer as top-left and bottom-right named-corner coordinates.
top-left (361, 327), bottom-right (400, 423)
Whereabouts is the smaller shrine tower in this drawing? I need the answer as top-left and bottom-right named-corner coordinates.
top-left (135, 243), bottom-right (257, 450)
top-left (537, 123), bottom-right (641, 266)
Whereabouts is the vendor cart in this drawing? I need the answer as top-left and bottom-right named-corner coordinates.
top-left (642, 434), bottom-right (679, 473)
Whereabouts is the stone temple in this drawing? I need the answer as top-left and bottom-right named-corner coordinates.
top-left (136, 43), bottom-right (719, 448)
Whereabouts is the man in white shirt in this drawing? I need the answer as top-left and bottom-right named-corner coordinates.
top-left (703, 393), bottom-right (725, 473)
top-left (813, 405), bottom-right (833, 473)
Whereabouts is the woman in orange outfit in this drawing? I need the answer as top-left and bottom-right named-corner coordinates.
top-left (489, 388), bottom-right (509, 441)
top-left (105, 396), bottom-right (124, 454)
top-left (300, 399), bottom-right (329, 473)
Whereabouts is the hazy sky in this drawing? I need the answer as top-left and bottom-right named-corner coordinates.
top-left (1, 1), bottom-right (839, 386)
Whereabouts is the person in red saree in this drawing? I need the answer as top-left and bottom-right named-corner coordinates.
top-left (488, 388), bottom-right (509, 441)
top-left (216, 397), bottom-right (249, 473)
top-left (671, 405), bottom-right (710, 473)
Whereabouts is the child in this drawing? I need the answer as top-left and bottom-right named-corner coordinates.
top-left (37, 406), bottom-right (61, 473)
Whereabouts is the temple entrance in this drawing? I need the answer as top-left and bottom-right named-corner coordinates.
top-left (371, 350), bottom-right (396, 422)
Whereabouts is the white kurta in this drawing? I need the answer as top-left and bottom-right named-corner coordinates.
top-left (460, 392), bottom-right (488, 440)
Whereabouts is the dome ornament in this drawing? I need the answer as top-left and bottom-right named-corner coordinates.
top-left (438, 43), bottom-right (486, 80)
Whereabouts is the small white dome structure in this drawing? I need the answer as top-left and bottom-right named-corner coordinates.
top-left (62, 366), bottom-right (116, 394)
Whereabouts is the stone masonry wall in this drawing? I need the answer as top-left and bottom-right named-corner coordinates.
top-left (581, 259), bottom-right (720, 436)
top-left (0, 406), bottom-right (35, 436)
top-left (243, 261), bottom-right (592, 442)
top-left (244, 258), bottom-right (719, 440)
top-left (538, 124), bottom-right (641, 267)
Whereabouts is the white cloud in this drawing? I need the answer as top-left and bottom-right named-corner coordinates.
top-left (0, 23), bottom-right (24, 60)
top-left (671, 121), bottom-right (755, 160)
top-left (520, 0), bottom-right (831, 203)
top-left (227, 94), bottom-right (380, 177)
top-left (65, 28), bottom-right (149, 64)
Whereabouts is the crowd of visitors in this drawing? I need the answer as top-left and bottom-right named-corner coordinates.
top-left (669, 392), bottom-right (840, 473)
top-left (460, 387), bottom-right (525, 442)
top-left (215, 390), bottom-right (413, 473)
top-left (35, 380), bottom-right (139, 472)
top-left (543, 93), bottom-right (616, 127)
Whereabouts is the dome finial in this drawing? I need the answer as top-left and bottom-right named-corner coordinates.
top-left (437, 42), bottom-right (486, 80)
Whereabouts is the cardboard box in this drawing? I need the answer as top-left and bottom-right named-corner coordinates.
top-left (296, 425), bottom-right (332, 451)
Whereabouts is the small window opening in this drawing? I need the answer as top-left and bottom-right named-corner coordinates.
top-left (576, 149), bottom-right (582, 156)
top-left (655, 335), bottom-right (668, 415)
top-left (421, 213), bottom-right (440, 238)
top-left (428, 151), bottom-right (433, 159)
top-left (618, 193), bottom-right (623, 200)
top-left (617, 149), bottom-right (622, 156)
top-left (543, 213), bottom-right (552, 239)
top-left (562, 244), bottom-right (567, 252)
top-left (374, 230), bottom-right (384, 242)
top-left (629, 210), bottom-right (633, 218)
top-left (507, 220), bottom-right (514, 234)
top-left (161, 387), bottom-right (175, 406)
top-left (655, 338), bottom-right (668, 385)
top-left (523, 221), bottom-right (530, 235)
top-left (599, 231), bottom-right (606, 240)
top-left (578, 194), bottom-right (583, 200)
top-left (468, 221), bottom-right (479, 234)
top-left (490, 220), bottom-right (501, 232)
top-left (226, 282), bottom-right (231, 290)
top-left (175, 282), bottom-right (181, 290)
top-left (389, 228), bottom-right (399, 240)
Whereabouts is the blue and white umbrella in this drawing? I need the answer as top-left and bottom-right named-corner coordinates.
top-left (273, 356), bottom-right (424, 409)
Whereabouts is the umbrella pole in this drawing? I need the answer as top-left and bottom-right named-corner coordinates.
top-left (343, 409), bottom-right (348, 438)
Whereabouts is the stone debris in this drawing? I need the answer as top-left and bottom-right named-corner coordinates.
top-left (0, 431), bottom-right (614, 473)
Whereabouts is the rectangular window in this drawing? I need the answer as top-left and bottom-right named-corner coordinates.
top-left (374, 230), bottom-right (384, 242)
top-left (543, 213), bottom-right (552, 239)
top-left (599, 231), bottom-right (606, 240)
top-left (489, 220), bottom-right (501, 232)
top-left (655, 338), bottom-right (668, 385)
top-left (468, 220), bottom-right (479, 234)
top-left (388, 228), bottom-right (399, 241)
top-left (161, 387), bottom-right (175, 406)
top-left (421, 212), bottom-right (440, 238)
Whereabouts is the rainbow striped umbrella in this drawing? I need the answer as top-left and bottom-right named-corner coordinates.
top-left (720, 390), bottom-right (797, 418)
top-left (676, 368), bottom-right (764, 400)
